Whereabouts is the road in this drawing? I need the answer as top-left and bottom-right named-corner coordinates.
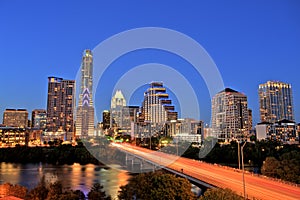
top-left (113, 143), bottom-right (300, 200)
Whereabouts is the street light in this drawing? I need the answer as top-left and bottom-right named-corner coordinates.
top-left (237, 141), bottom-right (241, 170)
top-left (241, 142), bottom-right (247, 200)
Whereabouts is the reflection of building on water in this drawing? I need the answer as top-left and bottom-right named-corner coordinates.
top-left (44, 172), bottom-right (58, 184)
top-left (0, 163), bottom-right (130, 199)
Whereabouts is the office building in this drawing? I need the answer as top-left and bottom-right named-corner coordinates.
top-left (122, 106), bottom-right (139, 125)
top-left (141, 82), bottom-right (178, 124)
top-left (256, 120), bottom-right (298, 144)
top-left (46, 76), bottom-right (75, 135)
top-left (259, 81), bottom-right (294, 123)
top-left (256, 122), bottom-right (274, 141)
top-left (120, 106), bottom-right (140, 134)
top-left (165, 118), bottom-right (203, 138)
top-left (32, 109), bottom-right (47, 130)
top-left (102, 110), bottom-right (110, 130)
top-left (110, 90), bottom-right (126, 128)
top-left (273, 119), bottom-right (298, 144)
top-left (211, 88), bottom-right (250, 142)
top-left (0, 127), bottom-right (29, 146)
top-left (76, 49), bottom-right (95, 138)
top-left (3, 109), bottom-right (28, 128)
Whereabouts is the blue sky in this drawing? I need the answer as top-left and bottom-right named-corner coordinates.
top-left (0, 0), bottom-right (299, 125)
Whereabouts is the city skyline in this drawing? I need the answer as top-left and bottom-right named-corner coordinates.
top-left (0, 1), bottom-right (300, 125)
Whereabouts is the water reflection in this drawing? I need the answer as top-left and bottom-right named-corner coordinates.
top-left (0, 162), bottom-right (130, 199)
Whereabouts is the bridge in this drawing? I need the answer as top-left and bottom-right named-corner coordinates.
top-left (112, 143), bottom-right (300, 200)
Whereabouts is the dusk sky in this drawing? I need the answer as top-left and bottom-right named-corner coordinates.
top-left (0, 0), bottom-right (299, 125)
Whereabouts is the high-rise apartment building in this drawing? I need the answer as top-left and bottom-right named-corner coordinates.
top-left (76, 49), bottom-right (95, 138)
top-left (32, 109), bottom-right (47, 130)
top-left (46, 77), bottom-right (75, 134)
top-left (3, 109), bottom-right (28, 128)
top-left (211, 88), bottom-right (250, 142)
top-left (259, 81), bottom-right (294, 123)
top-left (110, 90), bottom-right (126, 128)
top-left (141, 82), bottom-right (177, 124)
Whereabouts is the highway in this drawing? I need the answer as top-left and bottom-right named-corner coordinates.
top-left (113, 143), bottom-right (300, 200)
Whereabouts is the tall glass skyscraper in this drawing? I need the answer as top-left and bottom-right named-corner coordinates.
top-left (76, 49), bottom-right (95, 138)
top-left (259, 81), bottom-right (294, 123)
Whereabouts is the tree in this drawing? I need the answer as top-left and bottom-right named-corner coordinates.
top-left (0, 183), bottom-right (27, 199)
top-left (277, 150), bottom-right (300, 183)
top-left (26, 177), bottom-right (86, 200)
top-left (262, 151), bottom-right (300, 183)
top-left (199, 188), bottom-right (242, 200)
top-left (59, 190), bottom-right (86, 200)
top-left (87, 183), bottom-right (111, 200)
top-left (261, 157), bottom-right (280, 178)
top-left (118, 171), bottom-right (196, 200)
top-left (26, 176), bottom-right (49, 200)
top-left (46, 181), bottom-right (63, 200)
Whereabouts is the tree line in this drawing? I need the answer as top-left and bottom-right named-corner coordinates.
top-left (0, 144), bottom-right (101, 165)
top-left (1, 177), bottom-right (110, 200)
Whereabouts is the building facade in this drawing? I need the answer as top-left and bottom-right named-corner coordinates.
top-left (0, 127), bottom-right (29, 146)
top-left (259, 81), bottom-right (294, 123)
top-left (211, 88), bottom-right (250, 142)
top-left (46, 77), bottom-right (75, 135)
top-left (76, 49), bottom-right (95, 138)
top-left (32, 109), bottom-right (47, 130)
top-left (3, 109), bottom-right (28, 128)
top-left (102, 110), bottom-right (110, 130)
top-left (256, 120), bottom-right (298, 144)
top-left (256, 122), bottom-right (274, 141)
top-left (110, 90), bottom-right (126, 128)
top-left (141, 82), bottom-right (178, 124)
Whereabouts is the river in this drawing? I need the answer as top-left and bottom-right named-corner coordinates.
top-left (0, 162), bottom-right (130, 199)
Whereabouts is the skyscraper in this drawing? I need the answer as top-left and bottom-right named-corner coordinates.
top-left (211, 88), bottom-right (250, 142)
top-left (259, 81), bottom-right (294, 123)
top-left (46, 77), bottom-right (75, 134)
top-left (141, 82), bottom-right (178, 123)
top-left (110, 90), bottom-right (126, 128)
top-left (32, 109), bottom-right (47, 130)
top-left (3, 109), bottom-right (28, 128)
top-left (102, 110), bottom-right (110, 130)
top-left (76, 49), bottom-right (95, 138)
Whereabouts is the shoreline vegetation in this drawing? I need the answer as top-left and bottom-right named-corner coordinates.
top-left (0, 144), bottom-right (105, 166)
top-left (0, 178), bottom-right (111, 200)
